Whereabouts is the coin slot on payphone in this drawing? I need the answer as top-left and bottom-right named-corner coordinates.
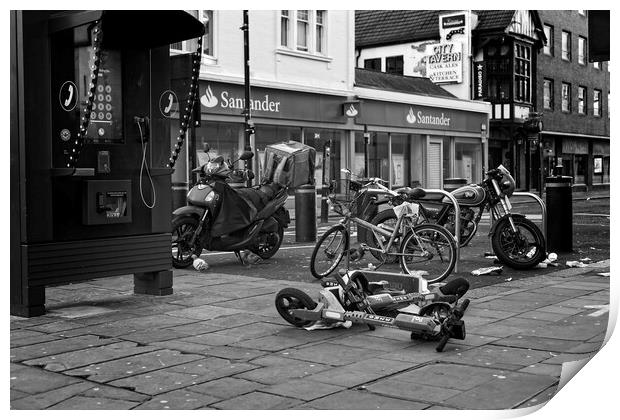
top-left (83, 180), bottom-right (132, 225)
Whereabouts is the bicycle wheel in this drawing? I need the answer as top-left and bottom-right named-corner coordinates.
top-left (399, 223), bottom-right (456, 283)
top-left (310, 224), bottom-right (349, 279)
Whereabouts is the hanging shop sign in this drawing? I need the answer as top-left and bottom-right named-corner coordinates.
top-left (426, 42), bottom-right (463, 84)
top-left (196, 81), bottom-right (347, 123)
top-left (342, 100), bottom-right (361, 118)
top-left (473, 61), bottom-right (486, 99)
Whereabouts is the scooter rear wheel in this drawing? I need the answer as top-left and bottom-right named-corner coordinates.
top-left (275, 288), bottom-right (318, 327)
top-left (171, 215), bottom-right (202, 268)
top-left (250, 225), bottom-right (284, 259)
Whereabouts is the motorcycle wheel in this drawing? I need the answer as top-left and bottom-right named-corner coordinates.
top-left (310, 225), bottom-right (349, 279)
top-left (250, 225), bottom-right (284, 259)
top-left (275, 288), bottom-right (318, 327)
top-left (491, 217), bottom-right (545, 269)
top-left (399, 224), bottom-right (457, 283)
top-left (368, 209), bottom-right (399, 264)
top-left (171, 215), bottom-right (202, 268)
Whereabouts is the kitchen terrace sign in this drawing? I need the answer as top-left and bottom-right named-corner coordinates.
top-left (426, 42), bottom-right (463, 84)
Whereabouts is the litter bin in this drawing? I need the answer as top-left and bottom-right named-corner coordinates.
top-left (545, 176), bottom-right (573, 252)
top-left (295, 184), bottom-right (317, 242)
top-left (443, 178), bottom-right (467, 192)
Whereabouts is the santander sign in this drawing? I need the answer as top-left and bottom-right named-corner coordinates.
top-left (406, 107), bottom-right (451, 127)
top-left (200, 84), bottom-right (281, 113)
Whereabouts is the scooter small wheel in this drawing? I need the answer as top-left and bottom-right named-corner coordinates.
top-left (275, 288), bottom-right (317, 327)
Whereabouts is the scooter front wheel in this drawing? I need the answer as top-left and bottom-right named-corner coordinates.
top-left (171, 215), bottom-right (202, 268)
top-left (275, 288), bottom-right (318, 327)
top-left (310, 225), bottom-right (349, 279)
top-left (491, 217), bottom-right (545, 269)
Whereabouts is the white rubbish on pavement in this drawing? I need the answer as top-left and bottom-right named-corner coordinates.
top-left (566, 261), bottom-right (588, 268)
top-left (536, 263), bottom-right (548, 269)
top-left (597, 272), bottom-right (610, 277)
top-left (471, 266), bottom-right (503, 276)
top-left (192, 258), bottom-right (209, 271)
top-left (505, 277), bottom-right (513, 282)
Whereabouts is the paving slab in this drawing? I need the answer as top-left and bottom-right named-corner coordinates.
top-left (390, 363), bottom-right (498, 391)
top-left (365, 377), bottom-right (462, 404)
top-left (440, 345), bottom-right (552, 370)
top-left (10, 364), bottom-right (82, 395)
top-left (11, 382), bottom-right (94, 409)
top-left (23, 341), bottom-right (158, 372)
top-left (133, 389), bottom-right (218, 410)
top-left (10, 331), bottom-right (65, 348)
top-left (230, 334), bottom-right (322, 352)
top-left (187, 377), bottom-right (264, 399)
top-left (47, 395), bottom-right (141, 410)
top-left (234, 357), bottom-right (332, 385)
top-left (164, 304), bottom-right (245, 320)
top-left (210, 391), bottom-right (303, 410)
top-left (277, 342), bottom-right (384, 366)
top-left (442, 370), bottom-right (558, 409)
top-left (303, 357), bottom-right (410, 388)
top-left (301, 390), bottom-right (429, 410)
top-left (492, 335), bottom-right (582, 352)
top-left (262, 379), bottom-right (346, 401)
top-left (11, 335), bottom-right (119, 363)
top-left (63, 349), bottom-right (203, 383)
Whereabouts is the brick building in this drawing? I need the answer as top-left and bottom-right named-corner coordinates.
top-left (537, 10), bottom-right (610, 190)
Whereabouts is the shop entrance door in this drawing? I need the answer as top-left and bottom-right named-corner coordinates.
top-left (427, 137), bottom-right (443, 189)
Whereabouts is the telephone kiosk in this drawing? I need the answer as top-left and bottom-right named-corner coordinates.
top-left (10, 11), bottom-right (205, 316)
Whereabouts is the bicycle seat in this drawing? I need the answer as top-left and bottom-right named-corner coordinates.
top-left (395, 187), bottom-right (426, 200)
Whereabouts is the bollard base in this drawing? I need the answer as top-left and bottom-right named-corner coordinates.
top-left (134, 270), bottom-right (173, 296)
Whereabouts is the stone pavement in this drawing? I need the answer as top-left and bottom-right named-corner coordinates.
top-left (10, 260), bottom-right (610, 410)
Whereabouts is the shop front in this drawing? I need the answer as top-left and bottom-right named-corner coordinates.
top-left (351, 98), bottom-right (489, 190)
top-left (540, 133), bottom-right (610, 191)
top-left (170, 79), bottom-right (351, 207)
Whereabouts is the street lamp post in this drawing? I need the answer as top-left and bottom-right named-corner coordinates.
top-left (241, 10), bottom-right (254, 185)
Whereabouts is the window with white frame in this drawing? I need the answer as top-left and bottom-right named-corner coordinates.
top-left (578, 86), bottom-right (587, 114)
top-left (280, 10), bottom-right (328, 55)
top-left (281, 11), bottom-right (290, 47)
top-left (578, 36), bottom-right (586, 64)
top-left (170, 10), bottom-right (215, 59)
top-left (296, 10), bottom-right (309, 51)
top-left (544, 79), bottom-right (554, 110)
top-left (593, 61), bottom-right (600, 69)
top-left (543, 24), bottom-right (554, 56)
top-left (593, 89), bottom-right (602, 116)
top-left (562, 82), bottom-right (571, 112)
top-left (562, 30), bottom-right (571, 61)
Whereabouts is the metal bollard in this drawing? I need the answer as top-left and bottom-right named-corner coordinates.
top-left (545, 176), bottom-right (573, 252)
top-left (295, 184), bottom-right (317, 242)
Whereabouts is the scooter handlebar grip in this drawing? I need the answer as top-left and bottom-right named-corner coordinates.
top-left (438, 277), bottom-right (470, 299)
top-left (436, 334), bottom-right (450, 352)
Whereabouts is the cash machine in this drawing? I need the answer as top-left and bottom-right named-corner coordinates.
top-left (10, 11), bottom-right (205, 316)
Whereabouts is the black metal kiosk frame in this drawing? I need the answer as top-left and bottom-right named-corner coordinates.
top-left (10, 10), bottom-right (205, 317)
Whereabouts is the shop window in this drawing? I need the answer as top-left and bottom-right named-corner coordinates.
top-left (544, 79), bottom-right (554, 110)
top-left (364, 58), bottom-right (381, 71)
top-left (514, 44), bottom-right (532, 103)
top-left (543, 24), bottom-right (554, 56)
top-left (390, 134), bottom-right (411, 187)
top-left (562, 83), bottom-right (571, 112)
top-left (353, 132), bottom-right (389, 181)
top-left (574, 154), bottom-right (587, 184)
top-left (593, 89), bottom-right (602, 116)
top-left (386, 55), bottom-right (404, 75)
top-left (562, 30), bottom-right (571, 61)
top-left (603, 156), bottom-right (610, 183)
top-left (194, 122), bottom-right (243, 171)
top-left (304, 128), bottom-right (342, 189)
top-left (578, 36), bottom-right (587, 64)
top-left (443, 139), bottom-right (451, 181)
top-left (578, 86), bottom-right (587, 114)
top-left (454, 141), bottom-right (482, 183)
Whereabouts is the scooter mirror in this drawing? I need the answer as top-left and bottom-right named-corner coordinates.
top-left (341, 168), bottom-right (352, 175)
top-left (238, 150), bottom-right (254, 161)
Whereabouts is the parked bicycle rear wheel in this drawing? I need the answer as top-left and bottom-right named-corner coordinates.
top-left (399, 224), bottom-right (456, 283)
top-left (310, 224), bottom-right (349, 279)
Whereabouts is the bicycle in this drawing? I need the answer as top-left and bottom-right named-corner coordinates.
top-left (310, 175), bottom-right (457, 283)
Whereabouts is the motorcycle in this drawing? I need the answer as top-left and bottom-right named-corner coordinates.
top-left (371, 165), bottom-right (546, 269)
top-left (171, 148), bottom-right (290, 268)
top-left (275, 269), bottom-right (470, 352)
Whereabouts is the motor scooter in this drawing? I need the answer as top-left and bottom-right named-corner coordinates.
top-left (171, 148), bottom-right (290, 268)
